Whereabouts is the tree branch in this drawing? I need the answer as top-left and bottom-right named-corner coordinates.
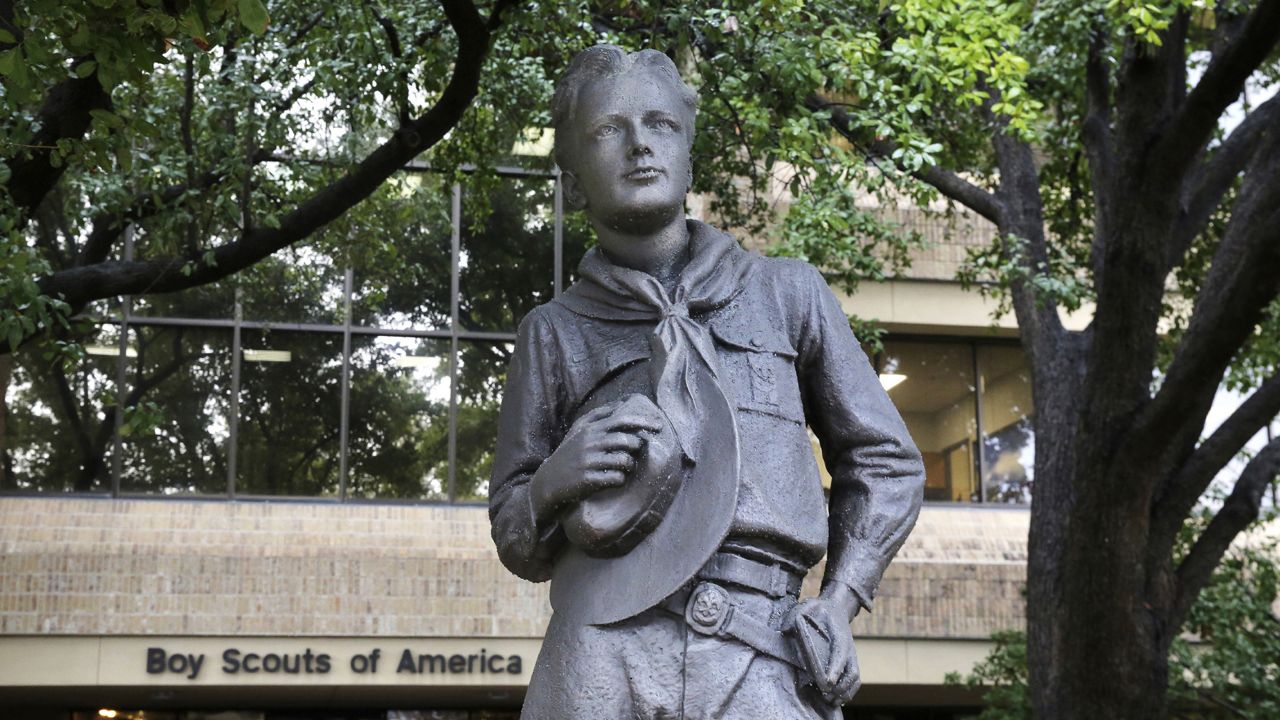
top-left (990, 123), bottom-right (1068, 363)
top-left (485, 0), bottom-right (521, 32)
top-left (7, 70), bottom-right (111, 219)
top-left (1151, 0), bottom-right (1280, 184)
top-left (1168, 92), bottom-right (1280, 273)
top-left (0, 0), bottom-right (20, 53)
top-left (48, 359), bottom-right (105, 491)
top-left (808, 95), bottom-right (1004, 223)
top-left (364, 0), bottom-right (412, 128)
top-left (1081, 18), bottom-right (1114, 242)
top-left (1152, 373), bottom-right (1280, 548)
top-left (271, 75), bottom-right (319, 115)
top-left (33, 0), bottom-right (513, 316)
top-left (1131, 129), bottom-right (1280, 468)
top-left (1172, 436), bottom-right (1280, 629)
top-left (181, 51), bottom-right (199, 256)
top-left (77, 167), bottom-right (245, 268)
top-left (251, 11), bottom-right (326, 85)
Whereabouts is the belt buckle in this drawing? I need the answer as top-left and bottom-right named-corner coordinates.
top-left (685, 582), bottom-right (732, 635)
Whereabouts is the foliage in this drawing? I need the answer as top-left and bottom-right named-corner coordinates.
top-left (5, 2), bottom-right (1280, 713)
top-left (1168, 509), bottom-right (1280, 719)
top-left (0, 173), bottom-right (581, 499)
top-left (948, 510), bottom-right (1280, 720)
top-left (944, 629), bottom-right (1032, 720)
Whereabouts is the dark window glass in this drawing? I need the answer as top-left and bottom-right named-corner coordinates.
top-left (876, 341), bottom-right (978, 503)
top-left (346, 336), bottom-right (451, 500)
top-left (236, 330), bottom-right (343, 496)
top-left (978, 345), bottom-right (1034, 504)
top-left (240, 241), bottom-right (345, 325)
top-left (131, 278), bottom-right (237, 320)
top-left (1, 325), bottom-right (121, 492)
top-left (119, 326), bottom-right (232, 495)
top-left (351, 173), bottom-right (453, 330)
top-left (459, 178), bottom-right (556, 333)
top-left (453, 340), bottom-right (513, 500)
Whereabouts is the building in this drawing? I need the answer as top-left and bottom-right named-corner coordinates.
top-left (0, 162), bottom-right (1070, 719)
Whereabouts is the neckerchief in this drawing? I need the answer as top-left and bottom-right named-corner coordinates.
top-left (556, 220), bottom-right (755, 462)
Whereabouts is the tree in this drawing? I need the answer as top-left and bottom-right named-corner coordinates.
top-left (6, 1), bottom-right (1279, 715)
top-left (947, 509), bottom-right (1280, 719)
top-left (0, 0), bottom-right (535, 351)
top-left (616, 1), bottom-right (1277, 717)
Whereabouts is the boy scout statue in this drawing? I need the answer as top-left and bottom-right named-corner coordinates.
top-left (489, 45), bottom-right (924, 719)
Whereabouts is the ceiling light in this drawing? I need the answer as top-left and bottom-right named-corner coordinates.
top-left (84, 345), bottom-right (137, 358)
top-left (392, 355), bottom-right (439, 369)
top-left (98, 711), bottom-right (118, 719)
top-left (879, 373), bottom-right (907, 391)
top-left (243, 349), bottom-right (291, 363)
top-left (511, 127), bottom-right (554, 157)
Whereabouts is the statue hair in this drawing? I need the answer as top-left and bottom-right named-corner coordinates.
top-left (551, 45), bottom-right (698, 172)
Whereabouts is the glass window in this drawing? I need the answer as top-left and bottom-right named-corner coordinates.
top-left (236, 329), bottom-right (343, 496)
top-left (119, 326), bottom-right (232, 495)
top-left (240, 241), bottom-right (345, 325)
top-left (351, 172), bottom-right (453, 331)
top-left (978, 345), bottom-right (1034, 504)
top-left (876, 340), bottom-right (979, 503)
top-left (1, 324), bottom-right (121, 492)
top-left (131, 278), bottom-right (237, 319)
top-left (452, 340), bottom-right (514, 500)
top-left (459, 178), bottom-right (556, 333)
top-left (346, 336), bottom-right (451, 500)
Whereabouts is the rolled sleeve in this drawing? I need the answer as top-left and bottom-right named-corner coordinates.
top-left (796, 265), bottom-right (925, 610)
top-left (488, 310), bottom-right (567, 582)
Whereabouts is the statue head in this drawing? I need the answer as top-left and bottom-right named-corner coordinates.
top-left (551, 45), bottom-right (699, 232)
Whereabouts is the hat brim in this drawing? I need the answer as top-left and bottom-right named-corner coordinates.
top-left (550, 378), bottom-right (740, 626)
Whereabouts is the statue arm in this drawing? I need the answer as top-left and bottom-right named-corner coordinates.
top-left (489, 310), bottom-right (567, 582)
top-left (797, 264), bottom-right (925, 612)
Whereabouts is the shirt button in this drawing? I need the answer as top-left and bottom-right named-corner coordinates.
top-left (750, 336), bottom-right (764, 348)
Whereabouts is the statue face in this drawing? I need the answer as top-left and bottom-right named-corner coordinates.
top-left (563, 69), bottom-right (692, 233)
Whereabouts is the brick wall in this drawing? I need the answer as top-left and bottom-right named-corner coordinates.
top-left (0, 497), bottom-right (1026, 640)
top-left (874, 205), bottom-right (999, 281)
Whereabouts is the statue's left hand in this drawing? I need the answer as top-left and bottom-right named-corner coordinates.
top-left (787, 584), bottom-right (862, 707)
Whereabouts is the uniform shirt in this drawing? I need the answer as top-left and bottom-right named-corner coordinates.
top-left (489, 220), bottom-right (924, 611)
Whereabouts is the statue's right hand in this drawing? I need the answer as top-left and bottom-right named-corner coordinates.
top-left (530, 401), bottom-right (664, 519)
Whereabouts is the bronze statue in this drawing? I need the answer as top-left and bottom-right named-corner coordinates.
top-left (489, 45), bottom-right (925, 719)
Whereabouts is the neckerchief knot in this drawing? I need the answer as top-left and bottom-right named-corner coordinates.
top-left (555, 221), bottom-right (755, 463)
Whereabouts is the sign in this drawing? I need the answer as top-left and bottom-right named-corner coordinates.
top-left (0, 636), bottom-right (540, 688)
top-left (144, 646), bottom-right (523, 680)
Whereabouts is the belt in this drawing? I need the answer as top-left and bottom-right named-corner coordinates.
top-left (662, 581), bottom-right (803, 670)
top-left (697, 551), bottom-right (804, 598)
top-left (659, 552), bottom-right (807, 669)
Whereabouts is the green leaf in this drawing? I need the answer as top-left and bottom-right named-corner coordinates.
top-left (115, 144), bottom-right (133, 172)
top-left (89, 109), bottom-right (124, 129)
top-left (0, 28), bottom-right (16, 44)
top-left (0, 48), bottom-right (21, 79)
top-left (74, 60), bottom-right (97, 78)
top-left (69, 23), bottom-right (90, 51)
top-left (237, 0), bottom-right (269, 35)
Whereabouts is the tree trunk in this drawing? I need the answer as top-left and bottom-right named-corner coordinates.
top-left (1026, 340), bottom-right (1084, 718)
top-left (1053, 471), bottom-right (1172, 719)
top-left (1026, 344), bottom-right (1178, 719)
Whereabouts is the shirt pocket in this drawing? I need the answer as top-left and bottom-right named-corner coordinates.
top-left (566, 324), bottom-right (652, 419)
top-left (709, 322), bottom-right (805, 425)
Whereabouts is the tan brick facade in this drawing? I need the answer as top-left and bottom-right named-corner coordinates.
top-left (0, 497), bottom-right (1026, 640)
top-left (878, 206), bottom-right (999, 282)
